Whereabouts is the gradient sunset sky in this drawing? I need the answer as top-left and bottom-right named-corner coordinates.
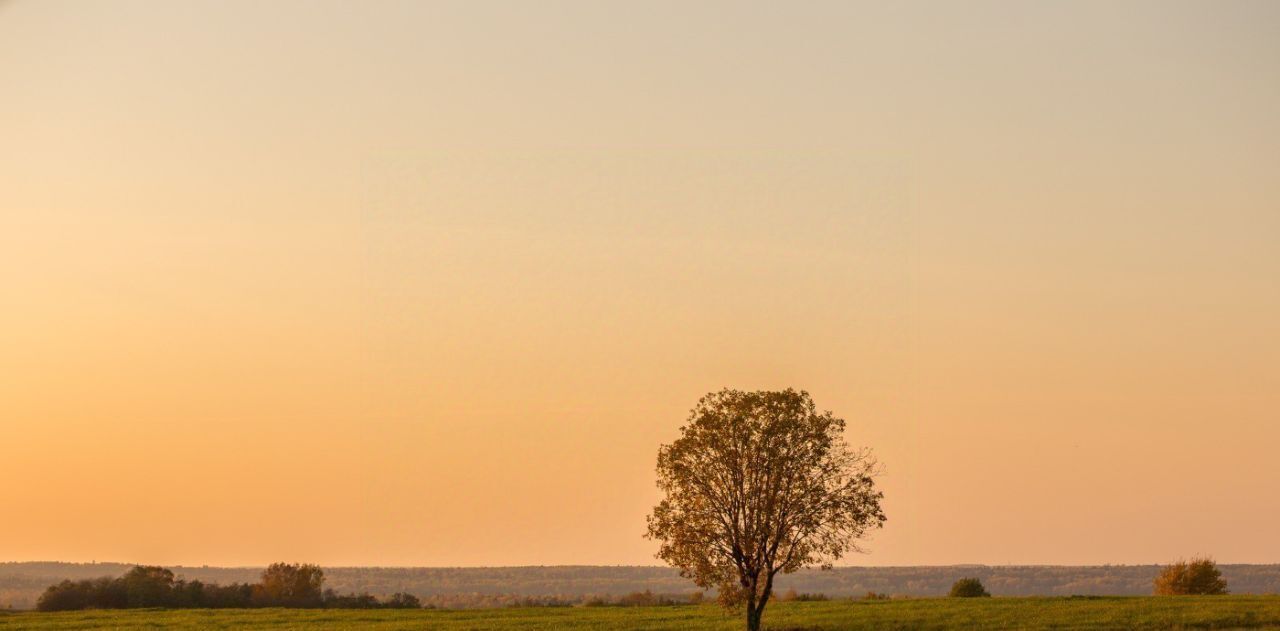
top-left (2, 0), bottom-right (1278, 567)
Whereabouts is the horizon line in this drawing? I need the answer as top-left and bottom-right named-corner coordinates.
top-left (6, 561), bottom-right (1277, 570)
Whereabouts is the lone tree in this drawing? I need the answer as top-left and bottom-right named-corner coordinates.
top-left (646, 388), bottom-right (885, 631)
top-left (1154, 558), bottom-right (1228, 595)
top-left (948, 577), bottom-right (990, 598)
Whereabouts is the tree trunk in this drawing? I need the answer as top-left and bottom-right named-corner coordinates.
top-left (748, 573), bottom-right (773, 631)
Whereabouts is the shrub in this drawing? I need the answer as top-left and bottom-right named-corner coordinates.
top-left (321, 590), bottom-right (381, 609)
top-left (383, 592), bottom-right (422, 609)
top-left (861, 591), bottom-right (890, 600)
top-left (949, 578), bottom-right (991, 598)
top-left (1154, 558), bottom-right (1228, 595)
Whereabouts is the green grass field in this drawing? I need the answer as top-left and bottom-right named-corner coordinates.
top-left (3, 597), bottom-right (1280, 630)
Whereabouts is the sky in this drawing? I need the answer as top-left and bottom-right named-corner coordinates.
top-left (1, 0), bottom-right (1278, 568)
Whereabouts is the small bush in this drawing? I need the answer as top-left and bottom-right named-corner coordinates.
top-left (861, 591), bottom-right (890, 600)
top-left (1154, 558), bottom-right (1228, 595)
top-left (384, 593), bottom-right (422, 609)
top-left (949, 578), bottom-right (991, 598)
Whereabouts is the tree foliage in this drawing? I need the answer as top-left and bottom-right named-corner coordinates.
top-left (255, 563), bottom-right (325, 607)
top-left (1154, 558), bottom-right (1228, 595)
top-left (121, 566), bottom-right (176, 607)
top-left (646, 389), bottom-right (885, 631)
top-left (949, 577), bottom-right (991, 597)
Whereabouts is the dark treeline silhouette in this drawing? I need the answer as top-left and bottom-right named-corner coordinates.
top-left (36, 564), bottom-right (422, 612)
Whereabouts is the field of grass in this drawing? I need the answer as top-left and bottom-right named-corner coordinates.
top-left (3, 597), bottom-right (1280, 630)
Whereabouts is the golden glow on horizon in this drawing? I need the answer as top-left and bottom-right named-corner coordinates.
top-left (1, 0), bottom-right (1278, 567)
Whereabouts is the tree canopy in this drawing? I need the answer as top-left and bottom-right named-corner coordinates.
top-left (949, 577), bottom-right (991, 598)
top-left (1154, 558), bottom-right (1228, 595)
top-left (646, 388), bottom-right (885, 631)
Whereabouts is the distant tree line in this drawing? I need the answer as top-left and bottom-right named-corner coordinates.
top-left (6, 562), bottom-right (1276, 610)
top-left (36, 564), bottom-right (422, 611)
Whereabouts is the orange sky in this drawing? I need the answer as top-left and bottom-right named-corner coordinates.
top-left (1, 0), bottom-right (1278, 567)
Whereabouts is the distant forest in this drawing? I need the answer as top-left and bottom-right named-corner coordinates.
top-left (3, 563), bottom-right (1280, 610)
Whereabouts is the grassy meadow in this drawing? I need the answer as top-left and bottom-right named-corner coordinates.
top-left (4, 597), bottom-right (1280, 630)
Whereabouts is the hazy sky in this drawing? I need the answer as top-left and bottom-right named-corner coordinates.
top-left (2, 0), bottom-right (1278, 567)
